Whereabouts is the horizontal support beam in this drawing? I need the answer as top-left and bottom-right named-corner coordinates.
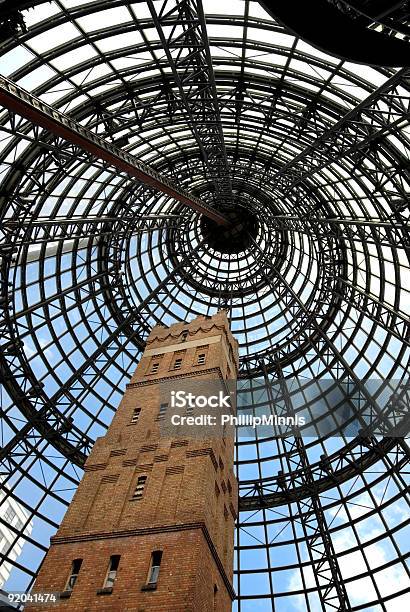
top-left (0, 75), bottom-right (229, 226)
top-left (5, 214), bottom-right (187, 253)
top-left (3, 213), bottom-right (187, 228)
top-left (270, 214), bottom-right (410, 248)
top-left (272, 215), bottom-right (409, 230)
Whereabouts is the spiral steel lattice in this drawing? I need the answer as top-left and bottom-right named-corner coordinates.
top-left (0, 1), bottom-right (409, 610)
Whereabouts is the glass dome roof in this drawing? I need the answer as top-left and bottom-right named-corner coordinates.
top-left (0, 1), bottom-right (409, 610)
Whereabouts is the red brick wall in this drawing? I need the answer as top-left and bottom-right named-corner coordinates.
top-left (28, 529), bottom-right (233, 612)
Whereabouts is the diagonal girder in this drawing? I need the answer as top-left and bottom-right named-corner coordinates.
top-left (0, 74), bottom-right (229, 225)
top-left (262, 68), bottom-right (409, 192)
top-left (147, 0), bottom-right (233, 206)
top-left (264, 361), bottom-right (351, 612)
top-left (336, 278), bottom-right (410, 346)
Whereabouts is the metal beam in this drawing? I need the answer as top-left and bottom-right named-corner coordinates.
top-left (147, 0), bottom-right (233, 206)
top-left (270, 214), bottom-right (410, 248)
top-left (270, 67), bottom-right (410, 192)
top-left (272, 214), bottom-right (410, 231)
top-left (0, 75), bottom-right (229, 225)
top-left (5, 214), bottom-right (187, 248)
top-left (3, 214), bottom-right (186, 227)
top-left (263, 360), bottom-right (351, 612)
top-left (0, 238), bottom-right (207, 467)
top-left (250, 235), bottom-right (404, 433)
top-left (337, 278), bottom-right (410, 345)
top-left (46, 237), bottom-right (208, 439)
top-left (239, 436), bottom-right (407, 509)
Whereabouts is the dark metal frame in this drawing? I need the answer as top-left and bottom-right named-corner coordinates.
top-left (0, 1), bottom-right (409, 610)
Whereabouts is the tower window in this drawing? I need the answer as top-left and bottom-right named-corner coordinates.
top-left (147, 550), bottom-right (162, 585)
top-left (170, 351), bottom-right (185, 371)
top-left (103, 555), bottom-right (120, 588)
top-left (131, 408), bottom-right (141, 424)
top-left (173, 357), bottom-right (183, 370)
top-left (151, 362), bottom-right (159, 374)
top-left (147, 355), bottom-right (163, 375)
top-left (132, 476), bottom-right (147, 500)
top-left (158, 402), bottom-right (168, 419)
top-left (65, 559), bottom-right (82, 591)
top-left (181, 330), bottom-right (188, 342)
top-left (194, 346), bottom-right (208, 366)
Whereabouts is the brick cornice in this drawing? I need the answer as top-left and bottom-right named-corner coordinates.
top-left (126, 367), bottom-right (224, 388)
top-left (51, 522), bottom-right (236, 600)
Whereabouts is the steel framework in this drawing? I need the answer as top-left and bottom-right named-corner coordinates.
top-left (0, 1), bottom-right (410, 610)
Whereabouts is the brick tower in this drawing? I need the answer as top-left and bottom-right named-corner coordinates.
top-left (26, 311), bottom-right (238, 612)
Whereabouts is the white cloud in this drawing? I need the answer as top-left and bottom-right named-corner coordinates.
top-left (286, 491), bottom-right (410, 610)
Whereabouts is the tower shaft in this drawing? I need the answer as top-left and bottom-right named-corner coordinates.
top-left (26, 311), bottom-right (238, 612)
